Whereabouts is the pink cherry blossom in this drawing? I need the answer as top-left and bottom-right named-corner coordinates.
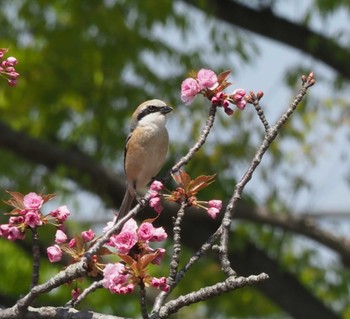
top-left (208, 199), bottom-right (222, 210)
top-left (111, 229), bottom-right (138, 254)
top-left (197, 69), bottom-right (218, 90)
top-left (232, 88), bottom-right (246, 98)
top-left (7, 79), bottom-right (17, 87)
top-left (224, 107), bottom-right (234, 115)
top-left (181, 78), bottom-right (201, 105)
top-left (0, 49), bottom-right (19, 87)
top-left (71, 288), bottom-right (81, 300)
top-left (138, 222), bottom-right (155, 241)
top-left (102, 263), bottom-right (133, 294)
top-left (207, 207), bottom-right (220, 219)
top-left (0, 49), bottom-right (6, 59)
top-left (24, 211), bottom-right (42, 228)
top-left (68, 238), bottom-right (76, 247)
top-left (0, 224), bottom-right (10, 238)
top-left (235, 100), bottom-right (247, 110)
top-left (81, 229), bottom-right (95, 242)
top-left (122, 218), bottom-right (138, 232)
top-left (50, 205), bottom-right (70, 222)
top-left (103, 219), bottom-right (115, 233)
top-left (9, 226), bottom-right (25, 240)
top-left (23, 192), bottom-right (43, 210)
top-left (5, 57), bottom-right (18, 67)
top-left (151, 277), bottom-right (170, 292)
top-left (207, 199), bottom-right (222, 218)
top-left (116, 284), bottom-right (135, 294)
top-left (149, 226), bottom-right (167, 242)
top-left (0, 224), bottom-right (24, 240)
top-left (47, 245), bottom-right (63, 263)
top-left (150, 180), bottom-right (164, 191)
top-left (230, 88), bottom-right (247, 110)
top-left (9, 216), bottom-right (24, 225)
top-left (55, 229), bottom-right (68, 244)
top-left (149, 196), bottom-right (163, 214)
top-left (211, 92), bottom-right (230, 108)
top-left (152, 247), bottom-right (166, 265)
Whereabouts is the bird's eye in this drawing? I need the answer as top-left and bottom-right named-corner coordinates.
top-left (147, 105), bottom-right (157, 112)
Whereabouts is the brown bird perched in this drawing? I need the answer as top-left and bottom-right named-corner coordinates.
top-left (116, 99), bottom-right (173, 222)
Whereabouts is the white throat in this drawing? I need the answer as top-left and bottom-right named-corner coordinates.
top-left (138, 112), bottom-right (167, 129)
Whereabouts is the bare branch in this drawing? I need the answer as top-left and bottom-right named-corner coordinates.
top-left (30, 229), bottom-right (40, 289)
top-left (0, 306), bottom-right (126, 319)
top-left (14, 261), bottom-right (87, 315)
top-left (66, 280), bottom-right (103, 308)
top-left (152, 273), bottom-right (268, 319)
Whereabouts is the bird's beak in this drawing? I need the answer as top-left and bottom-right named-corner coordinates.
top-left (160, 105), bottom-right (173, 114)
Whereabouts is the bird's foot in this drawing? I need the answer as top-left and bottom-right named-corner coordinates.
top-left (135, 193), bottom-right (147, 207)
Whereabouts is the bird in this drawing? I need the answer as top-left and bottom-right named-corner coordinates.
top-left (116, 99), bottom-right (173, 223)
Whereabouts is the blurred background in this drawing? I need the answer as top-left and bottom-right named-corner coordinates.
top-left (0, 0), bottom-right (349, 318)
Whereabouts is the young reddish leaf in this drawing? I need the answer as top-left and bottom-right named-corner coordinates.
top-left (142, 216), bottom-right (158, 224)
top-left (96, 247), bottom-right (113, 256)
top-left (218, 81), bottom-right (232, 91)
top-left (74, 235), bottom-right (85, 254)
top-left (189, 174), bottom-right (216, 195)
top-left (217, 69), bottom-right (231, 84)
top-left (42, 193), bottom-right (56, 203)
top-left (175, 170), bottom-right (192, 190)
top-left (139, 251), bottom-right (160, 269)
top-left (119, 254), bottom-right (137, 267)
top-left (3, 191), bottom-right (25, 209)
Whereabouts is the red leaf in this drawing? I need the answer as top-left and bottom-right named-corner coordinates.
top-left (96, 247), bottom-right (113, 256)
top-left (42, 193), bottom-right (56, 203)
top-left (217, 69), bottom-right (231, 84)
top-left (119, 254), bottom-right (137, 267)
top-left (3, 190), bottom-right (25, 209)
top-left (139, 251), bottom-right (159, 269)
top-left (188, 174), bottom-right (216, 195)
top-left (172, 170), bottom-right (191, 190)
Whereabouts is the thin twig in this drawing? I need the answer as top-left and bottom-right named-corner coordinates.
top-left (30, 228), bottom-right (40, 289)
top-left (152, 72), bottom-right (315, 317)
top-left (168, 201), bottom-right (187, 283)
top-left (15, 260), bottom-right (87, 313)
top-left (66, 280), bottom-right (103, 307)
top-left (247, 91), bottom-right (270, 132)
top-left (152, 201), bottom-right (187, 310)
top-left (217, 72), bottom-right (316, 275)
top-left (140, 280), bottom-right (149, 319)
top-left (152, 273), bottom-right (269, 319)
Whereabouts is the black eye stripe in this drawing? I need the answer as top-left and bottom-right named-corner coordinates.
top-left (137, 105), bottom-right (161, 121)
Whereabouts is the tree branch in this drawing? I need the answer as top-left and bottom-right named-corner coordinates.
top-left (0, 306), bottom-right (126, 319)
top-left (0, 121), bottom-right (124, 208)
top-left (153, 274), bottom-right (268, 319)
top-left (183, 0), bottom-right (350, 80)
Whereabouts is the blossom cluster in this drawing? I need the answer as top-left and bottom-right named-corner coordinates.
top-left (162, 171), bottom-right (223, 219)
top-left (0, 48), bottom-right (19, 87)
top-left (102, 217), bottom-right (169, 294)
top-left (1, 190), bottom-right (170, 297)
top-left (148, 180), bottom-right (164, 214)
top-left (181, 68), bottom-right (246, 115)
top-left (0, 191), bottom-right (68, 241)
top-left (198, 199), bottom-right (223, 219)
top-left (47, 228), bottom-right (96, 263)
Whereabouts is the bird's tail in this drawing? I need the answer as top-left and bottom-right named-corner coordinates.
top-left (115, 190), bottom-right (135, 223)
